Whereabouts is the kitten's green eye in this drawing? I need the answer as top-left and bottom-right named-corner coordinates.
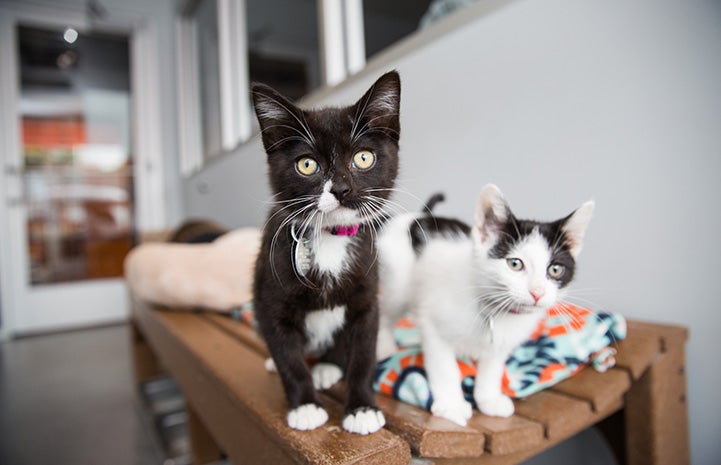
top-left (506, 258), bottom-right (524, 272)
top-left (548, 263), bottom-right (565, 279)
top-left (296, 157), bottom-right (319, 176)
top-left (352, 150), bottom-right (375, 170)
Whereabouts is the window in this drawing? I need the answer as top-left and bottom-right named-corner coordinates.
top-left (177, 0), bottom-right (471, 174)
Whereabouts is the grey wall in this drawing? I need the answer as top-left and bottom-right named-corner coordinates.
top-left (184, 0), bottom-right (721, 463)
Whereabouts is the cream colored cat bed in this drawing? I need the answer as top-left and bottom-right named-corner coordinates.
top-left (124, 228), bottom-right (262, 312)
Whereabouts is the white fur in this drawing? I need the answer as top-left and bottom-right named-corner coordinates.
top-left (287, 403), bottom-right (328, 431)
top-left (342, 409), bottom-right (386, 435)
top-left (311, 363), bottom-right (343, 390)
top-left (264, 358), bottom-right (277, 372)
top-left (317, 181), bottom-right (340, 213)
top-left (304, 306), bottom-right (346, 353)
top-left (312, 233), bottom-right (354, 277)
top-left (377, 185), bottom-right (592, 425)
top-left (562, 200), bottom-right (595, 258)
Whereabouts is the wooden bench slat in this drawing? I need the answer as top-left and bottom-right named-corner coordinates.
top-left (613, 329), bottom-right (661, 380)
top-left (428, 395), bottom-right (625, 465)
top-left (136, 306), bottom-right (410, 465)
top-left (206, 314), bottom-right (492, 459)
top-left (549, 367), bottom-right (630, 412)
top-left (512, 390), bottom-right (593, 440)
top-left (465, 412), bottom-right (544, 456)
top-left (203, 312), bottom-right (268, 356)
top-left (625, 320), bottom-right (689, 351)
top-left (375, 393), bottom-right (486, 459)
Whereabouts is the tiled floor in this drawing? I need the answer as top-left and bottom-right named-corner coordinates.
top-left (0, 324), bottom-right (174, 465)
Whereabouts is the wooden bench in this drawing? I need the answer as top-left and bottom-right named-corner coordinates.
top-left (131, 297), bottom-right (690, 465)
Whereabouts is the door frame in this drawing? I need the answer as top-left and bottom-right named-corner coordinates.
top-left (0, 3), bottom-right (166, 338)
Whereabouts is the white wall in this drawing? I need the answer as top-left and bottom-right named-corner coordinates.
top-left (184, 0), bottom-right (721, 463)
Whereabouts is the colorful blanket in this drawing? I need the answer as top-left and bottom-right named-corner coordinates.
top-left (374, 304), bottom-right (626, 410)
top-left (233, 303), bottom-right (626, 411)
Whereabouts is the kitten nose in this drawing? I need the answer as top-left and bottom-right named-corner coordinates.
top-left (530, 289), bottom-right (545, 304)
top-left (331, 182), bottom-right (351, 201)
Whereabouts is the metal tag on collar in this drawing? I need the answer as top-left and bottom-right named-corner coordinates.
top-left (291, 223), bottom-right (312, 277)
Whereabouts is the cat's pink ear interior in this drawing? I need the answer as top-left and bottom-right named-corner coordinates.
top-left (562, 201), bottom-right (595, 258)
top-left (475, 184), bottom-right (509, 244)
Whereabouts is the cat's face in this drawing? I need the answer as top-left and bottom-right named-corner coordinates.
top-left (252, 72), bottom-right (401, 232)
top-left (473, 184), bottom-right (594, 315)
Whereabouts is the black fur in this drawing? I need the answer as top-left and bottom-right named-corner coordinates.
top-left (251, 72), bottom-right (401, 423)
top-left (488, 214), bottom-right (577, 288)
top-left (411, 193), bottom-right (578, 288)
top-left (410, 192), bottom-right (471, 254)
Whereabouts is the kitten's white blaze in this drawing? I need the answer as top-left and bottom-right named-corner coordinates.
top-left (317, 180), bottom-right (340, 213)
top-left (498, 229), bottom-right (557, 310)
top-left (305, 306), bottom-right (346, 352)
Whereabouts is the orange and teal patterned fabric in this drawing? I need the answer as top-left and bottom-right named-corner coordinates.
top-left (374, 304), bottom-right (626, 410)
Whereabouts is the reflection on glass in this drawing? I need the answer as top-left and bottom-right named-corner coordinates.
top-left (363, 0), bottom-right (433, 60)
top-left (18, 25), bottom-right (134, 285)
top-left (194, 0), bottom-right (223, 158)
top-left (246, 0), bottom-right (320, 102)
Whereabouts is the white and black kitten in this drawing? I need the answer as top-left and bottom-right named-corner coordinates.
top-left (251, 72), bottom-right (401, 434)
top-left (377, 185), bottom-right (593, 425)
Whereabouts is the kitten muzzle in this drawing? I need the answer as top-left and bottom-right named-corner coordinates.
top-left (324, 224), bottom-right (360, 236)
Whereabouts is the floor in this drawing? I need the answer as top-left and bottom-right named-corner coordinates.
top-left (0, 323), bottom-right (192, 465)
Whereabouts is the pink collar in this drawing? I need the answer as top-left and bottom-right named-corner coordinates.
top-left (324, 224), bottom-right (360, 236)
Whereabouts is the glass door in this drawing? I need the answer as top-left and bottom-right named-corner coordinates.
top-left (7, 25), bottom-right (135, 334)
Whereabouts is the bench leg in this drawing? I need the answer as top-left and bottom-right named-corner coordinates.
top-left (187, 403), bottom-right (224, 465)
top-left (624, 342), bottom-right (690, 465)
top-left (131, 321), bottom-right (164, 383)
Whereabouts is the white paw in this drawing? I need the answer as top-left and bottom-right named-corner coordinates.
top-left (342, 408), bottom-right (386, 435)
top-left (430, 397), bottom-right (473, 426)
top-left (264, 358), bottom-right (277, 372)
top-left (311, 363), bottom-right (343, 390)
top-left (287, 404), bottom-right (328, 431)
top-left (476, 394), bottom-right (515, 418)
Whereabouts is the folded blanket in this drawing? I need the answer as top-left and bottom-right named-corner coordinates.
top-left (374, 304), bottom-right (626, 410)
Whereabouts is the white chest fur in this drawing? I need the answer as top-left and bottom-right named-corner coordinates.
top-left (304, 306), bottom-right (346, 352)
top-left (311, 233), bottom-right (354, 277)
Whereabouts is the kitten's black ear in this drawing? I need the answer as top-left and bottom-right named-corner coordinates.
top-left (475, 184), bottom-right (511, 245)
top-left (561, 201), bottom-right (594, 258)
top-left (352, 70), bottom-right (401, 142)
top-left (251, 83), bottom-right (306, 153)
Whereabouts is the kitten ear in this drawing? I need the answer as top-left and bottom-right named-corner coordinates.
top-left (561, 201), bottom-right (595, 258)
top-left (352, 70), bottom-right (401, 142)
top-left (251, 83), bottom-right (306, 153)
top-left (475, 184), bottom-right (511, 244)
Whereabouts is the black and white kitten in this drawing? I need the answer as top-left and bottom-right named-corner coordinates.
top-left (251, 72), bottom-right (401, 434)
top-left (377, 185), bottom-right (594, 425)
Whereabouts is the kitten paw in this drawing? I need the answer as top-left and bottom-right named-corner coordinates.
top-left (430, 398), bottom-right (473, 426)
top-left (311, 363), bottom-right (343, 390)
top-left (476, 394), bottom-right (515, 418)
top-left (264, 358), bottom-right (277, 372)
top-left (342, 408), bottom-right (386, 435)
top-left (287, 404), bottom-right (328, 431)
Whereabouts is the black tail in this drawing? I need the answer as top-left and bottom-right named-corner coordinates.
top-left (422, 192), bottom-right (445, 215)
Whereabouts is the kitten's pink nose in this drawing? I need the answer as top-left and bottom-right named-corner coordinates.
top-left (530, 289), bottom-right (545, 304)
